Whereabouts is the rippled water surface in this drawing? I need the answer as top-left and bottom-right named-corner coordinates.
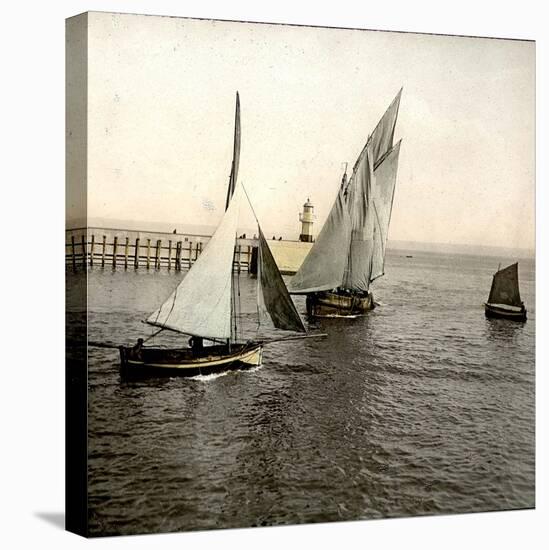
top-left (67, 249), bottom-right (535, 536)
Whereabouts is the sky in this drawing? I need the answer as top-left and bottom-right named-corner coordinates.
top-left (73, 12), bottom-right (535, 250)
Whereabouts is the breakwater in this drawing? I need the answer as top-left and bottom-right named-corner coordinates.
top-left (65, 227), bottom-right (312, 274)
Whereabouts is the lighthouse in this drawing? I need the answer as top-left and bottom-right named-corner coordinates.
top-left (299, 198), bottom-right (314, 243)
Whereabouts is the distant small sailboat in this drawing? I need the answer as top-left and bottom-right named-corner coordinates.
top-left (119, 93), bottom-right (314, 376)
top-left (484, 262), bottom-right (527, 321)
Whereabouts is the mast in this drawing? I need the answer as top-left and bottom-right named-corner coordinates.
top-left (226, 92), bottom-right (242, 342)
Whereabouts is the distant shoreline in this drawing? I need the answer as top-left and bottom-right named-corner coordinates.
top-left (386, 240), bottom-right (535, 259)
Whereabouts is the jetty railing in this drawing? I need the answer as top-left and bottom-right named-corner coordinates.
top-left (66, 228), bottom-right (257, 273)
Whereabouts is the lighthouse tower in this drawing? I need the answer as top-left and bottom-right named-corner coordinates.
top-left (299, 198), bottom-right (314, 243)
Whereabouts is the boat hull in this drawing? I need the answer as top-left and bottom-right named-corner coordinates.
top-left (484, 303), bottom-right (527, 322)
top-left (119, 342), bottom-right (263, 377)
top-left (306, 291), bottom-right (375, 317)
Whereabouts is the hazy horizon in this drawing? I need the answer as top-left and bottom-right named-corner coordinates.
top-left (69, 216), bottom-right (534, 259)
top-left (67, 13), bottom-right (535, 251)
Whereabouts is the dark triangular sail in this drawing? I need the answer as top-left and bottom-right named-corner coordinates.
top-left (487, 263), bottom-right (522, 307)
top-left (258, 228), bottom-right (306, 333)
top-left (225, 92), bottom-right (241, 210)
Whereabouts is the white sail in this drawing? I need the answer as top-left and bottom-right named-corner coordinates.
top-left (370, 140), bottom-right (401, 281)
top-left (341, 90), bottom-right (402, 291)
top-left (288, 188), bottom-right (352, 294)
top-left (146, 186), bottom-right (241, 340)
top-left (342, 146), bottom-right (376, 291)
top-left (370, 88), bottom-right (402, 167)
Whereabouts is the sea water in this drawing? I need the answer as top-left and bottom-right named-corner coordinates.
top-left (67, 248), bottom-right (535, 536)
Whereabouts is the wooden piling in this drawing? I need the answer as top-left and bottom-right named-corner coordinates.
top-left (66, 231), bottom-right (260, 273)
top-left (250, 246), bottom-right (258, 275)
top-left (81, 235), bottom-right (86, 268)
top-left (90, 234), bottom-right (95, 267)
top-left (175, 241), bottom-right (182, 271)
top-left (112, 236), bottom-right (118, 269)
top-left (101, 235), bottom-right (106, 268)
top-left (134, 238), bottom-right (140, 269)
top-left (155, 239), bottom-right (161, 269)
top-left (124, 237), bottom-right (129, 269)
top-left (71, 236), bottom-right (76, 272)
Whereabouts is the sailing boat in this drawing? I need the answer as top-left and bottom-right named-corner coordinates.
top-left (484, 262), bottom-right (527, 321)
top-left (119, 93), bottom-right (308, 376)
top-left (288, 89), bottom-right (402, 317)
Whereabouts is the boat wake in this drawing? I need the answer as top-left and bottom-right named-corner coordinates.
top-left (189, 364), bottom-right (264, 382)
top-left (319, 313), bottom-right (363, 319)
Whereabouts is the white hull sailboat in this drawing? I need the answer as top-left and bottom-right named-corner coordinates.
top-left (120, 93), bottom-right (314, 377)
top-left (120, 342), bottom-right (263, 376)
top-left (289, 89), bottom-right (403, 317)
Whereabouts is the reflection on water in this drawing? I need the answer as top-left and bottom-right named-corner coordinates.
top-left (69, 249), bottom-right (535, 536)
top-left (484, 317), bottom-right (526, 342)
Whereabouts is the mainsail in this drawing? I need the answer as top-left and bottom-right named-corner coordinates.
top-left (147, 185), bottom-right (242, 340)
top-left (487, 263), bottom-right (522, 307)
top-left (288, 187), bottom-right (352, 294)
top-left (289, 89), bottom-right (402, 296)
top-left (146, 94), bottom-right (305, 344)
top-left (225, 92), bottom-right (241, 210)
top-left (342, 89), bottom-right (402, 292)
top-left (370, 140), bottom-right (402, 281)
top-left (370, 88), bottom-right (402, 168)
top-left (342, 146), bottom-right (376, 291)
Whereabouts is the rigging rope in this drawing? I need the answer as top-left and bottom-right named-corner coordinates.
top-left (144, 327), bottom-right (165, 343)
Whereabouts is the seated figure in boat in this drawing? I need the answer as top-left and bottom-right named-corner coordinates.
top-left (188, 336), bottom-right (204, 356)
top-left (133, 338), bottom-right (144, 352)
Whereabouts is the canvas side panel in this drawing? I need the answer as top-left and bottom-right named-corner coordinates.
top-left (65, 12), bottom-right (89, 538)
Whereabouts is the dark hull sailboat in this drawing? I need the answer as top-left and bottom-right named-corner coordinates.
top-left (484, 303), bottom-right (526, 322)
top-left (484, 262), bottom-right (527, 322)
top-left (306, 290), bottom-right (375, 317)
top-left (289, 90), bottom-right (402, 317)
top-left (119, 93), bottom-right (308, 377)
